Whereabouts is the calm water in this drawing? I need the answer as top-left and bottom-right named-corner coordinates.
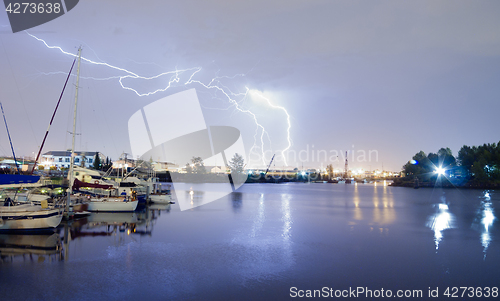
top-left (1, 183), bottom-right (499, 300)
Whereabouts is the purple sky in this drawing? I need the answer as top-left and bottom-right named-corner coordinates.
top-left (1, 0), bottom-right (499, 171)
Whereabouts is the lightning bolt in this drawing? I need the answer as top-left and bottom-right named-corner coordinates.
top-left (249, 91), bottom-right (292, 165)
top-left (25, 32), bottom-right (292, 167)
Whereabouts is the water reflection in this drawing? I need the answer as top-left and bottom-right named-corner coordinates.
top-left (472, 190), bottom-right (496, 259)
top-left (250, 193), bottom-right (265, 238)
top-left (373, 183), bottom-right (394, 233)
top-left (281, 194), bottom-right (292, 242)
top-left (174, 183), bottom-right (233, 210)
top-left (353, 184), bottom-right (362, 220)
top-left (229, 192), bottom-right (295, 281)
top-left (187, 189), bottom-right (205, 207)
top-left (3, 185), bottom-right (500, 300)
top-left (55, 204), bottom-right (171, 261)
top-left (427, 195), bottom-right (455, 251)
top-left (0, 232), bottom-right (62, 263)
top-left (231, 192), bottom-right (243, 212)
top-left (349, 184), bottom-right (395, 235)
top-left (281, 193), bottom-right (294, 267)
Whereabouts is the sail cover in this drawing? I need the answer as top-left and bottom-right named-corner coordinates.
top-left (73, 178), bottom-right (113, 190)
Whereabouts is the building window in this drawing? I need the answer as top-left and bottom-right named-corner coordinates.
top-left (59, 158), bottom-right (63, 162)
top-left (65, 158), bottom-right (70, 162)
top-left (75, 158), bottom-right (80, 163)
top-left (88, 158), bottom-right (93, 163)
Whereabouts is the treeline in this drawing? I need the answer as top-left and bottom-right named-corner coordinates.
top-left (400, 142), bottom-right (500, 187)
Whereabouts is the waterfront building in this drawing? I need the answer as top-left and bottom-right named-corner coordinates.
top-left (40, 151), bottom-right (104, 169)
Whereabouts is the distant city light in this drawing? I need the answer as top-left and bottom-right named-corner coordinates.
top-left (410, 160), bottom-right (418, 165)
top-left (301, 171), bottom-right (306, 176)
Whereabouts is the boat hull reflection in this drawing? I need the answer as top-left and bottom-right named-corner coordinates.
top-left (86, 212), bottom-right (141, 224)
top-left (0, 233), bottom-right (61, 256)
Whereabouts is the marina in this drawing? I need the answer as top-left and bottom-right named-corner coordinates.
top-left (1, 1), bottom-right (499, 299)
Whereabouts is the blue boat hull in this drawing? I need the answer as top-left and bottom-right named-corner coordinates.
top-left (0, 174), bottom-right (40, 185)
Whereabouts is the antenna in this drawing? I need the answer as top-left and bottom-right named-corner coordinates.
top-left (344, 151), bottom-right (349, 179)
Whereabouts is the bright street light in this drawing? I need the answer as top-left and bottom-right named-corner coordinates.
top-left (435, 166), bottom-right (445, 176)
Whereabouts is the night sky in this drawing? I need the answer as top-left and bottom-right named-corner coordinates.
top-left (1, 0), bottom-right (499, 171)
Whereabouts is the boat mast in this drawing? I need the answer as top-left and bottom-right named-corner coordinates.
top-left (31, 58), bottom-right (76, 174)
top-left (67, 47), bottom-right (82, 215)
top-left (0, 102), bottom-right (20, 174)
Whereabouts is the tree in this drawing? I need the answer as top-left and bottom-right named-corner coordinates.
top-left (191, 156), bottom-right (206, 174)
top-left (458, 145), bottom-right (476, 177)
top-left (437, 147), bottom-right (456, 168)
top-left (228, 153), bottom-right (245, 174)
top-left (471, 157), bottom-right (488, 183)
top-left (427, 152), bottom-right (439, 167)
top-left (185, 163), bottom-right (193, 174)
top-left (227, 153), bottom-right (247, 184)
top-left (102, 157), bottom-right (112, 171)
top-left (93, 152), bottom-right (101, 170)
top-left (402, 150), bottom-right (429, 177)
top-left (403, 148), bottom-right (457, 179)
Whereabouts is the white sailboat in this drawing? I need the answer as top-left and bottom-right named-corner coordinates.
top-left (0, 201), bottom-right (62, 231)
top-left (66, 49), bottom-right (137, 213)
top-left (86, 196), bottom-right (138, 212)
top-left (72, 177), bottom-right (138, 212)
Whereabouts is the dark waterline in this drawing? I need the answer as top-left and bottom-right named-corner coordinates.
top-left (1, 183), bottom-right (499, 300)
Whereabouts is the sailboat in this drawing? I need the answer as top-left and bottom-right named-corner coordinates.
top-left (86, 197), bottom-right (138, 212)
top-left (0, 101), bottom-right (64, 231)
top-left (72, 178), bottom-right (138, 212)
top-left (0, 202), bottom-right (62, 231)
top-left (0, 103), bottom-right (41, 186)
top-left (66, 49), bottom-right (137, 213)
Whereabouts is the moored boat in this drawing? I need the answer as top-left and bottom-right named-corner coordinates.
top-left (0, 174), bottom-right (40, 186)
top-left (148, 182), bottom-right (173, 204)
top-left (0, 202), bottom-right (63, 231)
top-left (0, 188), bottom-right (51, 203)
top-left (149, 193), bottom-right (172, 204)
top-left (87, 197), bottom-right (138, 212)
